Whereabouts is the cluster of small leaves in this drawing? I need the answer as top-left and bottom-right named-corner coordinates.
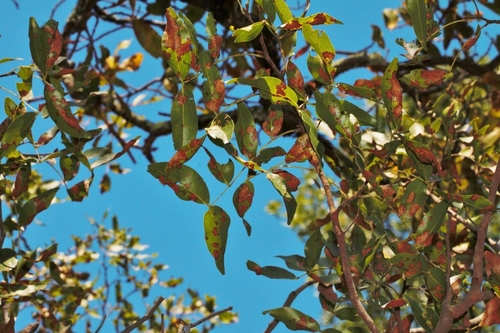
top-left (156, 0), bottom-right (500, 332)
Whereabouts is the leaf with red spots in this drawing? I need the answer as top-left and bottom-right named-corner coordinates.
top-left (314, 90), bottom-right (353, 139)
top-left (302, 23), bottom-right (336, 66)
top-left (263, 307), bottom-right (320, 331)
top-left (162, 8), bottom-right (193, 81)
top-left (273, 169), bottom-right (300, 192)
top-left (12, 164), bottom-right (31, 199)
top-left (337, 81), bottom-right (378, 101)
top-left (426, 267), bottom-right (446, 301)
top-left (199, 51), bottom-right (225, 113)
top-left (235, 102), bottom-right (258, 159)
top-left (16, 66), bottom-right (33, 100)
top-left (406, 0), bottom-right (428, 49)
top-left (233, 180), bottom-right (254, 218)
top-left (397, 179), bottom-right (427, 225)
top-left (172, 86), bottom-right (197, 150)
top-left (281, 13), bottom-right (342, 31)
top-left (44, 84), bottom-right (91, 139)
top-left (246, 260), bottom-right (297, 279)
top-left (388, 253), bottom-right (425, 277)
top-left (254, 146), bottom-right (286, 165)
top-left (204, 205), bottom-right (230, 274)
top-left (205, 113), bottom-right (234, 144)
top-left (59, 155), bottom-right (80, 181)
top-left (19, 187), bottom-right (59, 226)
top-left (29, 18), bottom-right (62, 74)
top-left (206, 12), bottom-right (222, 59)
top-left (307, 53), bottom-right (332, 85)
top-left (403, 140), bottom-right (433, 181)
top-left (406, 295), bottom-right (439, 332)
top-left (401, 69), bottom-right (448, 90)
top-left (276, 255), bottom-right (310, 271)
top-left (286, 61), bottom-right (306, 99)
top-left (285, 134), bottom-right (314, 164)
top-left (228, 76), bottom-right (298, 108)
top-left (462, 194), bottom-right (494, 211)
top-left (1, 112), bottom-right (36, 158)
top-left (205, 147), bottom-right (234, 184)
top-left (266, 172), bottom-right (297, 224)
top-left (68, 177), bottom-right (92, 202)
top-left (480, 296), bottom-right (500, 327)
top-left (418, 200), bottom-right (448, 235)
top-left (232, 21), bottom-right (265, 43)
top-left (381, 57), bottom-right (402, 129)
top-left (148, 163), bottom-right (210, 204)
top-left (168, 136), bottom-right (205, 170)
top-left (263, 104), bottom-right (284, 137)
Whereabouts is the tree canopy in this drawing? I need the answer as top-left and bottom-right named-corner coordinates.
top-left (1, 0), bottom-right (500, 332)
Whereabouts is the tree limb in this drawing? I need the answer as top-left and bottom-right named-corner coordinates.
top-left (121, 297), bottom-right (164, 333)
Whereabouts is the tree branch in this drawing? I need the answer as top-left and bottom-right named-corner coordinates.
top-left (121, 297), bottom-right (164, 333)
top-left (182, 306), bottom-right (234, 332)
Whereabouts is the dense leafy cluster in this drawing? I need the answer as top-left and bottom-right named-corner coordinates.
top-left (1, 0), bottom-right (500, 332)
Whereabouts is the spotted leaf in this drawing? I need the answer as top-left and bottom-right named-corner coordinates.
top-left (204, 206), bottom-right (230, 274)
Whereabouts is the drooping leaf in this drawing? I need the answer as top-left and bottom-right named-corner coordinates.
top-left (67, 178), bottom-right (92, 202)
top-left (132, 18), bottom-right (163, 58)
top-left (302, 23), bottom-right (336, 68)
top-left (44, 84), bottom-right (91, 139)
top-left (206, 12), bottom-right (223, 59)
top-left (19, 187), bottom-right (59, 226)
top-left (0, 249), bottom-right (18, 272)
top-left (171, 86), bottom-right (197, 149)
top-left (233, 180), bottom-right (254, 218)
top-left (263, 104), bottom-right (284, 137)
top-left (59, 155), bottom-right (80, 181)
top-left (273, 169), bottom-right (300, 192)
top-left (406, 0), bottom-right (428, 49)
top-left (227, 76), bottom-right (298, 108)
top-left (341, 100), bottom-right (378, 127)
top-left (100, 173), bottom-right (111, 194)
top-left (16, 66), bottom-right (34, 100)
top-left (426, 267), bottom-right (446, 301)
top-left (266, 172), bottom-right (297, 224)
top-left (199, 51), bottom-right (225, 112)
top-left (286, 61), bottom-right (306, 99)
top-left (247, 260), bottom-right (297, 279)
top-left (205, 113), bottom-right (234, 144)
top-left (263, 307), bottom-right (320, 331)
top-left (232, 21), bottom-right (265, 43)
top-left (405, 145), bottom-right (433, 181)
top-left (235, 102), bottom-right (258, 159)
top-left (12, 164), bottom-right (31, 199)
top-left (148, 163), bottom-right (210, 204)
top-left (286, 133), bottom-right (314, 163)
top-left (204, 205), bottom-right (230, 274)
top-left (307, 53), bottom-right (331, 84)
top-left (90, 136), bottom-right (140, 169)
top-left (1, 112), bottom-right (36, 158)
top-left (281, 13), bottom-right (342, 30)
top-left (205, 147), bottom-right (234, 184)
top-left (337, 81), bottom-right (378, 101)
top-left (381, 57), bottom-right (402, 129)
top-left (405, 294), bottom-right (439, 332)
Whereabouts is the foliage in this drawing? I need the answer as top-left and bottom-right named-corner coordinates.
top-left (1, 0), bottom-right (500, 332)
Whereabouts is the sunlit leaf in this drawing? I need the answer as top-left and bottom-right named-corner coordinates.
top-left (401, 69), bottom-right (448, 90)
top-left (281, 13), bottom-right (342, 30)
top-left (168, 136), bottom-right (206, 169)
top-left (462, 194), bottom-right (494, 211)
top-left (232, 21), bottom-right (265, 43)
top-left (204, 205), bottom-right (230, 274)
top-left (162, 7), bottom-right (193, 80)
top-left (263, 307), bottom-right (320, 331)
top-left (233, 180), bottom-right (254, 218)
top-left (227, 76), bottom-right (298, 108)
top-left (263, 104), bottom-right (284, 137)
top-left (205, 113), bottom-right (234, 144)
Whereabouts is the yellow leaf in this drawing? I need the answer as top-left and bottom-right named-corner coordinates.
top-left (121, 53), bottom-right (143, 71)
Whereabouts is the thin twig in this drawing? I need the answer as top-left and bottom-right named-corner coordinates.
top-left (121, 297), bottom-right (165, 333)
top-left (183, 306), bottom-right (234, 332)
top-left (264, 280), bottom-right (316, 333)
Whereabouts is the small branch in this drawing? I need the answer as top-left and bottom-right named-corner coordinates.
top-left (264, 280), bottom-right (316, 333)
top-left (121, 297), bottom-right (165, 333)
top-left (183, 306), bottom-right (234, 332)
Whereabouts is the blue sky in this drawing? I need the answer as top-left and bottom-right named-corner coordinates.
top-left (0, 0), bottom-right (411, 332)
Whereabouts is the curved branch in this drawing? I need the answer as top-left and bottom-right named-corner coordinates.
top-left (121, 297), bottom-right (165, 333)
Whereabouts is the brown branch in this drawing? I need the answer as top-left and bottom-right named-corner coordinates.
top-left (183, 306), bottom-right (234, 332)
top-left (263, 280), bottom-right (316, 333)
top-left (121, 297), bottom-right (165, 333)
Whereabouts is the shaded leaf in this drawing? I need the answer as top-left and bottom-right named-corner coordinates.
top-left (247, 260), bottom-right (298, 279)
top-left (405, 294), bottom-right (439, 332)
top-left (462, 194), bottom-right (494, 210)
top-left (286, 61), bottom-right (306, 99)
top-left (205, 147), bottom-right (234, 184)
top-left (0, 249), bottom-right (18, 273)
top-left (480, 296), bottom-right (500, 327)
top-left (148, 163), bottom-right (210, 204)
top-left (381, 57), bottom-right (402, 129)
top-left (276, 255), bottom-right (310, 271)
top-left (19, 187), bottom-right (59, 226)
top-left (100, 173), bottom-right (111, 194)
top-left (199, 51), bottom-right (225, 112)
top-left (132, 18), bottom-right (163, 58)
top-left (235, 102), bottom-right (258, 159)
top-left (263, 307), bottom-right (320, 331)
top-left (286, 133), bottom-right (314, 164)
top-left (90, 136), bottom-right (139, 169)
top-left (273, 169), bottom-right (300, 192)
top-left (406, 0), bottom-right (428, 49)
top-left (29, 18), bottom-right (62, 74)
top-left (401, 69), bottom-right (448, 90)
top-left (68, 178), bottom-right (92, 202)
top-left (204, 206), bottom-right (231, 274)
top-left (266, 172), bottom-right (297, 224)
top-left (418, 200), bottom-right (447, 235)
top-left (59, 155), bottom-right (80, 181)
top-left (233, 180), bottom-right (254, 218)
top-left (1, 112), bottom-right (36, 158)
top-left (254, 146), bottom-right (286, 165)
top-left (206, 12), bottom-right (223, 59)
top-left (427, 267), bottom-right (446, 301)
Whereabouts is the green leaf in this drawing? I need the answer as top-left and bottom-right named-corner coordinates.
top-left (171, 86), bottom-right (197, 150)
top-left (167, 136), bottom-right (205, 169)
top-left (232, 21), bottom-right (265, 43)
top-left (340, 100), bottom-right (378, 127)
top-left (307, 53), bottom-right (330, 84)
top-left (132, 18), bottom-right (163, 58)
top-left (247, 260), bottom-right (297, 279)
top-left (148, 163), bottom-right (210, 204)
top-left (255, 0), bottom-right (276, 23)
top-left (381, 57), bottom-right (402, 129)
top-left (227, 76), bottom-right (298, 108)
top-left (1, 112), bottom-right (36, 158)
top-left (418, 200), bottom-right (448, 235)
top-left (59, 155), bottom-right (80, 181)
top-left (337, 82), bottom-right (378, 101)
top-left (405, 146), bottom-right (433, 181)
top-left (397, 179), bottom-right (427, 225)
top-left (254, 146), bottom-right (286, 165)
top-left (263, 104), bottom-right (284, 137)
top-left (90, 136), bottom-right (140, 169)
top-left (302, 23), bottom-right (336, 67)
top-left (273, 0), bottom-right (293, 23)
top-left (0, 249), bottom-right (17, 272)
top-left (282, 13), bottom-right (342, 30)
top-left (406, 0), bottom-right (428, 49)
top-left (205, 148), bottom-right (234, 184)
top-left (401, 69), bottom-right (448, 90)
top-left (204, 206), bottom-right (230, 274)
top-left (29, 18), bottom-right (62, 74)
top-left (266, 172), bottom-right (297, 224)
top-left (235, 102), bottom-right (258, 159)
top-left (286, 61), bottom-right (306, 99)
top-left (199, 51), bottom-right (225, 112)
top-left (276, 255), bottom-right (310, 271)
top-left (427, 267), bottom-right (446, 301)
top-left (405, 294), bottom-right (439, 332)
top-left (233, 180), bottom-right (254, 218)
top-left (462, 194), bottom-right (494, 210)
top-left (205, 113), bottom-right (234, 144)
top-left (44, 84), bottom-right (91, 139)
top-left (16, 66), bottom-right (34, 100)
top-left (263, 307), bottom-right (320, 331)
top-left (19, 187), bottom-right (59, 227)
top-left (0, 58), bottom-right (22, 64)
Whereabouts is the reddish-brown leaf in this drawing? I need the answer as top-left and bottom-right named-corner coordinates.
top-left (273, 169), bottom-right (300, 192)
top-left (480, 296), bottom-right (500, 327)
top-left (484, 251), bottom-right (500, 277)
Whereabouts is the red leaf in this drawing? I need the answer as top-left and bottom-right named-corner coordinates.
top-left (43, 21), bottom-right (63, 70)
top-left (168, 137), bottom-right (205, 169)
top-left (263, 105), bottom-right (283, 137)
top-left (233, 180), bottom-right (254, 218)
top-left (285, 134), bottom-right (314, 163)
top-left (484, 251), bottom-right (500, 277)
top-left (273, 169), bottom-right (300, 192)
top-left (382, 298), bottom-right (407, 309)
top-left (480, 296), bottom-right (500, 327)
